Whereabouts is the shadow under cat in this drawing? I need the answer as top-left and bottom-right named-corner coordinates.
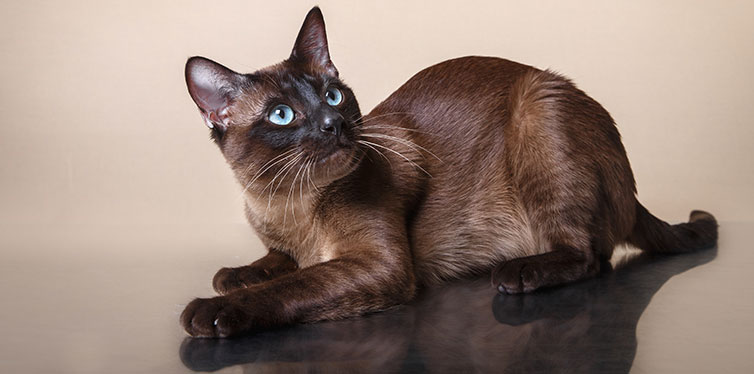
top-left (180, 247), bottom-right (716, 373)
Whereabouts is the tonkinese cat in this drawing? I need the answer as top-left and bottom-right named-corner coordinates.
top-left (181, 7), bottom-right (717, 338)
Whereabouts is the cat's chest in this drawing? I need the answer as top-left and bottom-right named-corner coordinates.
top-left (244, 195), bottom-right (336, 268)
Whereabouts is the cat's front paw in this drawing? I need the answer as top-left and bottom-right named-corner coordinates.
top-left (180, 296), bottom-right (252, 338)
top-left (212, 266), bottom-right (270, 295)
top-left (492, 258), bottom-right (544, 294)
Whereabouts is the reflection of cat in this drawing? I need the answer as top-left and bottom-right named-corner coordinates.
top-left (181, 6), bottom-right (717, 337)
top-left (180, 248), bottom-right (716, 372)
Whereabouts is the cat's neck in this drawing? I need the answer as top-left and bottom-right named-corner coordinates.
top-left (244, 187), bottom-right (319, 231)
top-left (243, 188), bottom-right (342, 268)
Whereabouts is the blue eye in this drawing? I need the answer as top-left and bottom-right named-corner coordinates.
top-left (325, 86), bottom-right (343, 106)
top-left (268, 104), bottom-right (295, 125)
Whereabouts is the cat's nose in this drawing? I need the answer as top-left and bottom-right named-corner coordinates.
top-left (319, 114), bottom-right (343, 136)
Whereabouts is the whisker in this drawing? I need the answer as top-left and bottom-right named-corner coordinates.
top-left (237, 148), bottom-right (298, 200)
top-left (253, 148), bottom-right (298, 179)
top-left (268, 154), bottom-right (302, 212)
top-left (357, 139), bottom-right (392, 168)
top-left (259, 153), bottom-right (301, 214)
top-left (360, 132), bottom-right (442, 162)
top-left (256, 154), bottom-right (300, 228)
top-left (250, 153), bottom-right (298, 199)
top-left (261, 153), bottom-right (299, 194)
top-left (306, 156), bottom-right (319, 193)
top-left (350, 111), bottom-right (416, 125)
top-left (284, 159), bottom-right (307, 226)
top-left (261, 154), bottom-right (302, 227)
top-left (299, 158), bottom-right (310, 213)
top-left (356, 124), bottom-right (432, 135)
top-left (357, 140), bottom-right (432, 177)
top-left (360, 133), bottom-right (424, 158)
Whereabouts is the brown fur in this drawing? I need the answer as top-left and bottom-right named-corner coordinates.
top-left (181, 7), bottom-right (718, 337)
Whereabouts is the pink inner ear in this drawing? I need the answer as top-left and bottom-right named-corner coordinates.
top-left (186, 59), bottom-right (231, 113)
top-left (188, 75), bottom-right (229, 114)
top-left (185, 56), bottom-right (242, 130)
top-left (204, 108), bottom-right (231, 130)
top-left (202, 110), bottom-right (219, 130)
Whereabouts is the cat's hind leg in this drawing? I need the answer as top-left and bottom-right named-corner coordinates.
top-left (492, 69), bottom-right (617, 293)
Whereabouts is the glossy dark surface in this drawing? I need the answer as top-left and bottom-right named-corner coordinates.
top-left (179, 247), bottom-right (712, 373)
top-left (2, 222), bottom-right (753, 373)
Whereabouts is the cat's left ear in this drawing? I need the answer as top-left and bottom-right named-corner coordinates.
top-left (290, 7), bottom-right (338, 77)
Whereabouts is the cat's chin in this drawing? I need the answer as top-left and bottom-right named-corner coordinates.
top-left (315, 146), bottom-right (362, 184)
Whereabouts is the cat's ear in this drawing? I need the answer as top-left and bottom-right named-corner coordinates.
top-left (185, 56), bottom-right (246, 131)
top-left (290, 7), bottom-right (338, 77)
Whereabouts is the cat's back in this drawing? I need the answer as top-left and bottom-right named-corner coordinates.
top-left (382, 56), bottom-right (533, 102)
top-left (366, 56), bottom-right (537, 170)
top-left (371, 56), bottom-right (533, 135)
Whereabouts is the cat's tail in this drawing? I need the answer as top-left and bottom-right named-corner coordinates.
top-left (627, 202), bottom-right (718, 254)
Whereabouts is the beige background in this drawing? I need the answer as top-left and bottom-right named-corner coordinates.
top-left (1, 1), bottom-right (753, 372)
top-left (1, 0), bottom-right (752, 228)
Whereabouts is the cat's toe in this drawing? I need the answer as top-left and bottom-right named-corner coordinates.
top-left (492, 259), bottom-right (540, 294)
top-left (213, 303), bottom-right (249, 338)
top-left (180, 297), bottom-right (248, 338)
top-left (213, 267), bottom-right (270, 295)
top-left (492, 261), bottom-right (524, 294)
top-left (181, 297), bottom-right (219, 337)
top-left (212, 268), bottom-right (246, 295)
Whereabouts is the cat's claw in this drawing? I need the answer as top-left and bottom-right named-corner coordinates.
top-left (180, 297), bottom-right (249, 338)
top-left (492, 259), bottom-right (540, 294)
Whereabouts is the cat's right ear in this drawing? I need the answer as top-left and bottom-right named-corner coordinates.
top-left (290, 7), bottom-right (338, 77)
top-left (185, 56), bottom-right (246, 131)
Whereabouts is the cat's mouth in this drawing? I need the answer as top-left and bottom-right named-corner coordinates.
top-left (319, 147), bottom-right (350, 164)
top-left (315, 144), bottom-right (362, 181)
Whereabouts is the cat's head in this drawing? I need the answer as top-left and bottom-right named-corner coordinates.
top-left (185, 7), bottom-right (363, 195)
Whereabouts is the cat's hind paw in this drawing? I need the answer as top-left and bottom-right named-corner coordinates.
top-left (492, 258), bottom-right (542, 294)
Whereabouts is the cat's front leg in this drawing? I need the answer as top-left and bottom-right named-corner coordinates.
top-left (212, 249), bottom-right (298, 295)
top-left (181, 288), bottom-right (284, 338)
top-left (182, 247), bottom-right (416, 338)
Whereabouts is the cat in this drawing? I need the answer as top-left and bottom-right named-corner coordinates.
top-left (181, 6), bottom-right (718, 338)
